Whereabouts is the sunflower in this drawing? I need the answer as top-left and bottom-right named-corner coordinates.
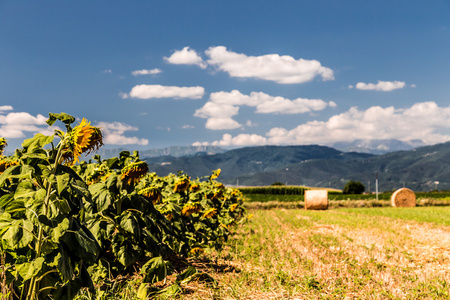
top-left (165, 213), bottom-right (173, 221)
top-left (181, 203), bottom-right (201, 216)
top-left (0, 138), bottom-right (7, 156)
top-left (210, 168), bottom-right (221, 179)
top-left (121, 161), bottom-right (149, 186)
top-left (63, 118), bottom-right (103, 165)
top-left (189, 183), bottom-right (200, 192)
top-left (202, 207), bottom-right (217, 219)
top-left (174, 178), bottom-right (190, 193)
top-left (0, 159), bottom-right (18, 174)
top-left (190, 247), bottom-right (204, 256)
top-left (229, 203), bottom-right (238, 212)
top-left (138, 187), bottom-right (162, 204)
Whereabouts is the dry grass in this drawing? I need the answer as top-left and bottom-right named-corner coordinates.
top-left (177, 208), bottom-right (450, 299)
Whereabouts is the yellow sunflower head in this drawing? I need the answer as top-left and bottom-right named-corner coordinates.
top-left (0, 159), bottom-right (19, 175)
top-left (229, 203), bottom-right (238, 212)
top-left (121, 161), bottom-right (149, 186)
top-left (138, 187), bottom-right (162, 204)
top-left (64, 118), bottom-right (103, 165)
top-left (189, 183), bottom-right (200, 192)
top-left (210, 168), bottom-right (221, 180)
top-left (0, 138), bottom-right (7, 156)
top-left (181, 203), bottom-right (201, 216)
top-left (190, 247), bottom-right (204, 256)
top-left (174, 178), bottom-right (190, 193)
top-left (202, 207), bottom-right (217, 219)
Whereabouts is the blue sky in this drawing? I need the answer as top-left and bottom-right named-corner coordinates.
top-left (1, 1), bottom-right (450, 152)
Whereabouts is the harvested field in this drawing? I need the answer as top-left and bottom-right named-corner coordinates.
top-left (177, 207), bottom-right (450, 299)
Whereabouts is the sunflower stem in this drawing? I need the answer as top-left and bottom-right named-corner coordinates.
top-left (28, 135), bottom-right (67, 300)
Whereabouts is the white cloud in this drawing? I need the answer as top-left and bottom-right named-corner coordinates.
top-left (205, 46), bottom-right (334, 84)
top-left (126, 84), bottom-right (205, 100)
top-left (265, 101), bottom-right (450, 145)
top-left (194, 102), bottom-right (240, 119)
top-left (131, 68), bottom-right (162, 76)
top-left (353, 80), bottom-right (406, 92)
top-left (0, 111), bottom-right (49, 138)
top-left (119, 92), bottom-right (129, 99)
top-left (198, 101), bottom-right (450, 146)
top-left (211, 133), bottom-right (268, 146)
top-left (164, 46), bottom-right (207, 69)
top-left (205, 118), bottom-right (242, 130)
top-left (95, 121), bottom-right (149, 146)
top-left (195, 90), bottom-right (335, 130)
top-left (182, 125), bottom-right (195, 129)
top-left (0, 105), bottom-right (13, 112)
top-left (102, 69), bottom-right (112, 74)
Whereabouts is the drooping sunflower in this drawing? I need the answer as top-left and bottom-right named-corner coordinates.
top-left (202, 207), bottom-right (217, 219)
top-left (63, 118), bottom-right (103, 165)
top-left (138, 187), bottom-right (162, 204)
top-left (121, 161), bottom-right (149, 186)
top-left (0, 138), bottom-right (7, 156)
top-left (174, 178), bottom-right (190, 193)
top-left (181, 203), bottom-right (201, 216)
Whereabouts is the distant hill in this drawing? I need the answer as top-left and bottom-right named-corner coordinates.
top-left (331, 139), bottom-right (425, 154)
top-left (85, 145), bottom-right (225, 160)
top-left (144, 144), bottom-right (372, 183)
top-left (143, 142), bottom-right (450, 192)
top-left (233, 142), bottom-right (450, 191)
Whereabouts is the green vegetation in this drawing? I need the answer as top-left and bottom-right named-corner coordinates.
top-left (239, 186), bottom-right (307, 195)
top-left (0, 113), bottom-right (246, 299)
top-left (343, 180), bottom-right (365, 194)
top-left (239, 186), bottom-right (450, 202)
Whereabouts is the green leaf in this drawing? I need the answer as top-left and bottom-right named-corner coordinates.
top-left (89, 184), bottom-right (112, 212)
top-left (0, 165), bottom-right (34, 186)
top-left (112, 237), bottom-right (141, 268)
top-left (120, 212), bottom-right (141, 241)
top-left (46, 112), bottom-right (75, 127)
top-left (141, 256), bottom-right (170, 284)
top-left (14, 181), bottom-right (36, 200)
top-left (4, 199), bottom-right (25, 215)
top-left (22, 133), bottom-right (54, 151)
top-left (57, 246), bottom-right (74, 281)
top-left (56, 173), bottom-right (71, 195)
top-left (155, 283), bottom-right (181, 299)
top-left (0, 193), bottom-right (14, 209)
top-left (16, 257), bottom-right (45, 281)
top-left (2, 219), bottom-right (34, 249)
top-left (51, 217), bottom-right (70, 242)
top-left (61, 223), bottom-right (100, 265)
top-left (179, 270), bottom-right (217, 287)
top-left (137, 283), bottom-right (148, 300)
top-left (176, 266), bottom-right (197, 282)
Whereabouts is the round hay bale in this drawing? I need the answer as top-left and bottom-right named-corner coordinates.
top-left (304, 190), bottom-right (328, 210)
top-left (391, 188), bottom-right (416, 207)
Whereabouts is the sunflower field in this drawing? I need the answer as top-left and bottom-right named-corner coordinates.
top-left (0, 113), bottom-right (247, 299)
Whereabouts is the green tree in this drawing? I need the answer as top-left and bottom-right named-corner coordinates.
top-left (343, 180), bottom-right (365, 194)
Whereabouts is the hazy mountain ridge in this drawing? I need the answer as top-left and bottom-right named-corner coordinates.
top-left (82, 145), bottom-right (225, 160)
top-left (143, 142), bottom-right (450, 192)
top-left (330, 139), bottom-right (425, 154)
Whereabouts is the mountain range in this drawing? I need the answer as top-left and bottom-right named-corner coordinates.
top-left (141, 141), bottom-right (450, 192)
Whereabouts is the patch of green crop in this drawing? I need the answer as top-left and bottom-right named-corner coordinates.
top-left (340, 206), bottom-right (450, 226)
